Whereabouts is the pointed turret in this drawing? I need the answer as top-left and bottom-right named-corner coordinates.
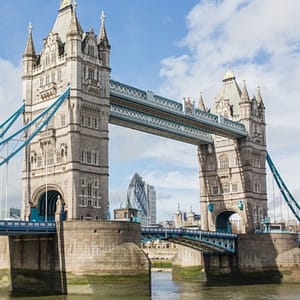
top-left (213, 70), bottom-right (242, 118)
top-left (256, 86), bottom-right (265, 109)
top-left (98, 11), bottom-right (110, 48)
top-left (23, 22), bottom-right (36, 58)
top-left (239, 80), bottom-right (251, 121)
top-left (67, 1), bottom-right (82, 38)
top-left (240, 80), bottom-right (250, 103)
top-left (52, 0), bottom-right (82, 43)
top-left (23, 22), bottom-right (37, 105)
top-left (98, 11), bottom-right (111, 69)
top-left (198, 92), bottom-right (206, 111)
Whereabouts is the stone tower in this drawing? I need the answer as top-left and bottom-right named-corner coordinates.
top-left (198, 71), bottom-right (267, 233)
top-left (22, 1), bottom-right (111, 221)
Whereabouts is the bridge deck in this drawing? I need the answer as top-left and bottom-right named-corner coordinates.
top-left (0, 220), bottom-right (56, 235)
top-left (109, 80), bottom-right (247, 144)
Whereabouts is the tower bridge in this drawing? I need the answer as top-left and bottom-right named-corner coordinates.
top-left (0, 0), bottom-right (300, 295)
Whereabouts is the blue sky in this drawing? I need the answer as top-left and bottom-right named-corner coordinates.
top-left (1, 0), bottom-right (300, 222)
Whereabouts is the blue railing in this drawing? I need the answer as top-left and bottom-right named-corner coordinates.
top-left (110, 79), bottom-right (247, 138)
top-left (141, 227), bottom-right (237, 253)
top-left (0, 220), bottom-right (56, 235)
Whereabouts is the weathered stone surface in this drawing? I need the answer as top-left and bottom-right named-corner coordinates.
top-left (0, 221), bottom-right (150, 295)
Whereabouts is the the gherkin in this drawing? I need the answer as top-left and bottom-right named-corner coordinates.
top-left (126, 173), bottom-right (148, 225)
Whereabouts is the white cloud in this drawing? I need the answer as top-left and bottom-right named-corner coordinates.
top-left (159, 0), bottom-right (300, 198)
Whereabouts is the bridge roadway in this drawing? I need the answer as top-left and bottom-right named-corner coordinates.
top-left (0, 220), bottom-right (237, 254)
top-left (109, 80), bottom-right (248, 145)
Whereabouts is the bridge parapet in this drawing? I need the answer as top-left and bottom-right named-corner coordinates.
top-left (0, 220), bottom-right (56, 235)
top-left (141, 227), bottom-right (237, 254)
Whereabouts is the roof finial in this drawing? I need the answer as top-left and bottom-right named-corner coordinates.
top-left (101, 10), bottom-right (106, 26)
top-left (60, 0), bottom-right (72, 9)
top-left (98, 10), bottom-right (110, 47)
top-left (73, 0), bottom-right (77, 12)
top-left (28, 22), bottom-right (33, 35)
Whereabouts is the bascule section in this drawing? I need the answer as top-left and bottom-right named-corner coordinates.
top-left (198, 71), bottom-right (267, 234)
top-left (22, 0), bottom-right (111, 221)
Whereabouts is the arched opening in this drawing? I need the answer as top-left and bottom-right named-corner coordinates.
top-left (30, 190), bottom-right (62, 221)
top-left (216, 211), bottom-right (242, 233)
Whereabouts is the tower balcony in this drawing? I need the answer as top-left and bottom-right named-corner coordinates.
top-left (40, 82), bottom-right (57, 100)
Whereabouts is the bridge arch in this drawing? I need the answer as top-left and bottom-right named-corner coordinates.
top-left (30, 185), bottom-right (65, 221)
top-left (215, 209), bottom-right (244, 234)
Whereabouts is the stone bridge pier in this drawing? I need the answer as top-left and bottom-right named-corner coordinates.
top-left (172, 232), bottom-right (300, 284)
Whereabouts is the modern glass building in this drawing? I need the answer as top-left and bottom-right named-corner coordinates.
top-left (126, 173), bottom-right (156, 225)
top-left (147, 184), bottom-right (157, 225)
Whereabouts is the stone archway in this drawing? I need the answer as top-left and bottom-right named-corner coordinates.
top-left (30, 190), bottom-right (63, 221)
top-left (216, 211), bottom-right (240, 233)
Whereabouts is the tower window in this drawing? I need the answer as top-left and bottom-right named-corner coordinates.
top-left (87, 183), bottom-right (92, 197)
top-left (60, 114), bottom-right (65, 126)
top-left (57, 70), bottom-right (62, 82)
top-left (88, 45), bottom-right (95, 57)
top-left (88, 68), bottom-right (95, 80)
top-left (219, 154), bottom-right (229, 169)
top-left (222, 182), bottom-right (230, 193)
top-left (212, 186), bottom-right (219, 195)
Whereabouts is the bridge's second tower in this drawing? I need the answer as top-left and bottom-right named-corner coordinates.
top-left (198, 71), bottom-right (267, 233)
top-left (22, 1), bottom-right (110, 221)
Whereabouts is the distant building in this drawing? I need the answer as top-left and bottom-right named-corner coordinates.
top-left (175, 204), bottom-right (200, 228)
top-left (114, 207), bottom-right (139, 222)
top-left (126, 173), bottom-right (157, 225)
top-left (147, 184), bottom-right (157, 225)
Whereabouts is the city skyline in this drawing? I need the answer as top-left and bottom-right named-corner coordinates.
top-left (0, 1), bottom-right (300, 221)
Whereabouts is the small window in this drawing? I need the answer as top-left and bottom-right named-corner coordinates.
top-left (87, 183), bottom-right (92, 196)
top-left (232, 183), bottom-right (238, 193)
top-left (60, 114), bottom-right (65, 126)
top-left (57, 70), bottom-right (62, 82)
top-left (219, 154), bottom-right (229, 169)
top-left (223, 182), bottom-right (230, 193)
top-left (212, 186), bottom-right (219, 195)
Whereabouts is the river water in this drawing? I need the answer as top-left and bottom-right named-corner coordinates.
top-left (1, 272), bottom-right (300, 299)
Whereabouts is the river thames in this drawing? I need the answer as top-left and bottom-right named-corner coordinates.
top-left (1, 272), bottom-right (300, 299)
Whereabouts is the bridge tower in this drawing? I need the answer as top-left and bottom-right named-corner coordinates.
top-left (198, 71), bottom-right (267, 233)
top-left (22, 1), bottom-right (111, 221)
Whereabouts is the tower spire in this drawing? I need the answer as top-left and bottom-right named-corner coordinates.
top-left (198, 92), bottom-right (206, 111)
top-left (23, 22), bottom-right (36, 57)
top-left (67, 1), bottom-right (82, 37)
top-left (240, 80), bottom-right (250, 103)
top-left (256, 86), bottom-right (265, 109)
top-left (98, 10), bottom-right (110, 47)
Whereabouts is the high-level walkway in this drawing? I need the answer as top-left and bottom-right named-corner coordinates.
top-left (109, 80), bottom-right (247, 145)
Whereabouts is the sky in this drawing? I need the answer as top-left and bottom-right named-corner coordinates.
top-left (0, 0), bottom-right (300, 222)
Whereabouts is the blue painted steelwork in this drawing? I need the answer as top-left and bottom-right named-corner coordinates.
top-left (0, 103), bottom-right (25, 139)
top-left (141, 227), bottom-right (237, 254)
top-left (0, 220), bottom-right (56, 235)
top-left (110, 104), bottom-right (213, 144)
top-left (266, 152), bottom-right (300, 222)
top-left (110, 80), bottom-right (247, 140)
top-left (0, 86), bottom-right (70, 167)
